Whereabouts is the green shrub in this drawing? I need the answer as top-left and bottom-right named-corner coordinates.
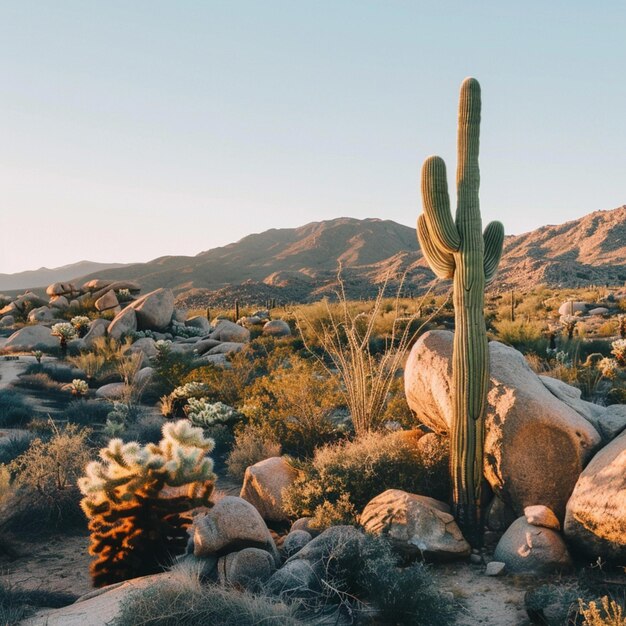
top-left (492, 319), bottom-right (547, 354)
top-left (0, 389), bottom-right (32, 427)
top-left (62, 398), bottom-right (111, 425)
top-left (226, 427), bottom-right (282, 480)
top-left (241, 355), bottom-right (343, 457)
top-left (151, 341), bottom-right (197, 395)
top-left (1, 423), bottom-right (92, 533)
top-left (0, 432), bottom-right (34, 465)
top-left (23, 361), bottom-right (84, 383)
top-left (283, 430), bottom-right (449, 528)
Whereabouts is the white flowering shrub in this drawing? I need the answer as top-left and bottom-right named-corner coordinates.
top-left (611, 339), bottom-right (626, 366)
top-left (187, 399), bottom-right (241, 428)
top-left (70, 378), bottom-right (89, 396)
top-left (51, 322), bottom-right (77, 341)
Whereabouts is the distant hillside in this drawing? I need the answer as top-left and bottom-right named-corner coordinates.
top-left (4, 207), bottom-right (626, 306)
top-left (0, 261), bottom-right (128, 292)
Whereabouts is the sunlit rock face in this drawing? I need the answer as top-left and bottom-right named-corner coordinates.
top-left (564, 430), bottom-right (626, 563)
top-left (404, 330), bottom-right (601, 519)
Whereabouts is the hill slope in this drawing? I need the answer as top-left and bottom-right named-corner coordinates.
top-left (5, 207), bottom-right (626, 305)
top-left (0, 261), bottom-right (128, 292)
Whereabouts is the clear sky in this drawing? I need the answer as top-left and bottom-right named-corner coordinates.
top-left (1, 1), bottom-right (625, 274)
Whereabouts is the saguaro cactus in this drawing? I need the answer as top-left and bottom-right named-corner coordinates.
top-left (417, 78), bottom-right (504, 547)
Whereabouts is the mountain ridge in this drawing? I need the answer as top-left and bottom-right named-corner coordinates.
top-left (3, 208), bottom-right (625, 304)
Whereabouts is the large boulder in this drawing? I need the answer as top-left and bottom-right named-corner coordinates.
top-left (49, 295), bottom-right (69, 310)
top-left (558, 301), bottom-right (587, 316)
top-left (4, 325), bottom-right (58, 352)
top-left (185, 315), bottom-right (212, 335)
top-left (27, 306), bottom-right (55, 323)
top-left (564, 429), bottom-right (626, 562)
top-left (240, 457), bottom-right (299, 522)
top-left (360, 489), bottom-right (471, 561)
top-left (95, 290), bottom-right (120, 313)
top-left (127, 288), bottom-right (174, 331)
top-left (46, 282), bottom-right (80, 298)
top-left (541, 376), bottom-right (626, 442)
top-left (107, 307), bottom-right (137, 341)
top-left (96, 382), bottom-right (127, 400)
top-left (493, 517), bottom-right (573, 574)
top-left (129, 337), bottom-right (158, 360)
top-left (404, 331), bottom-right (600, 519)
top-left (193, 496), bottom-right (278, 562)
top-left (210, 320), bottom-right (250, 343)
top-left (262, 320), bottom-right (291, 337)
top-left (83, 318), bottom-right (110, 348)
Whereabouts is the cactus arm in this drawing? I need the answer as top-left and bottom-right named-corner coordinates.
top-left (483, 220), bottom-right (505, 283)
top-left (417, 214), bottom-right (455, 279)
top-left (421, 156), bottom-right (461, 253)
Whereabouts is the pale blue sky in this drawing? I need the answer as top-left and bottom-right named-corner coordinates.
top-left (1, 1), bottom-right (625, 273)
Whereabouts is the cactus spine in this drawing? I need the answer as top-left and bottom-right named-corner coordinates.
top-left (417, 78), bottom-right (504, 547)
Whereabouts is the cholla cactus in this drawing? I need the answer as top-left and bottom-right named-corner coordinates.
top-left (51, 322), bottom-right (76, 341)
top-left (71, 316), bottom-right (91, 337)
top-left (598, 357), bottom-right (620, 380)
top-left (51, 322), bottom-right (77, 358)
top-left (186, 399), bottom-right (241, 428)
top-left (33, 350), bottom-right (43, 363)
top-left (116, 288), bottom-right (133, 303)
top-left (618, 315), bottom-right (626, 339)
top-left (172, 382), bottom-right (210, 399)
top-left (70, 378), bottom-right (89, 396)
top-left (611, 339), bottom-right (626, 366)
top-left (79, 420), bottom-right (215, 587)
top-left (170, 319), bottom-right (203, 338)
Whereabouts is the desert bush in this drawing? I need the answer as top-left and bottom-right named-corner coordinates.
top-left (14, 372), bottom-right (65, 395)
top-left (115, 564), bottom-right (303, 626)
top-left (241, 355), bottom-right (343, 457)
top-left (0, 432), bottom-right (35, 465)
top-left (0, 579), bottom-right (77, 624)
top-left (492, 319), bottom-right (547, 354)
top-left (312, 533), bottom-right (457, 625)
top-left (79, 420), bottom-right (215, 586)
top-left (68, 351), bottom-right (107, 384)
top-left (226, 427), bottom-right (282, 480)
top-left (151, 341), bottom-right (197, 395)
top-left (578, 596), bottom-right (626, 626)
top-left (0, 389), bottom-right (32, 427)
top-left (62, 398), bottom-right (111, 425)
top-left (121, 414), bottom-right (167, 444)
top-left (283, 430), bottom-right (449, 529)
top-left (1, 423), bottom-right (92, 532)
top-left (296, 275), bottom-right (429, 435)
top-left (23, 361), bottom-right (84, 383)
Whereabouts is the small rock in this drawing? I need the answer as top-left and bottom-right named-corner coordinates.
top-left (524, 505), bottom-right (560, 530)
top-left (217, 547), bottom-right (276, 590)
top-left (263, 319), bottom-right (291, 337)
top-left (96, 382), bottom-right (127, 400)
top-left (485, 561), bottom-right (506, 576)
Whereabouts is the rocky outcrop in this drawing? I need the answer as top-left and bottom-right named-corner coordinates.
top-left (404, 331), bottom-right (601, 519)
top-left (360, 489), bottom-right (471, 561)
top-left (564, 429), bottom-right (626, 562)
top-left (240, 457), bottom-right (299, 523)
top-left (107, 307), bottom-right (137, 341)
top-left (210, 320), bottom-right (250, 343)
top-left (4, 325), bottom-right (58, 352)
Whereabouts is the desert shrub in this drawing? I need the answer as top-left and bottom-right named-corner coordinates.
top-left (578, 596), bottom-right (626, 626)
top-left (68, 351), bottom-right (107, 383)
top-left (79, 420), bottom-right (215, 586)
top-left (0, 432), bottom-right (35, 465)
top-left (296, 277), bottom-right (425, 435)
top-left (240, 355), bottom-right (343, 457)
top-left (121, 414), bottom-right (167, 444)
top-left (23, 361), bottom-right (84, 383)
top-left (379, 375), bottom-right (417, 429)
top-left (226, 427), bottom-right (282, 480)
top-left (62, 398), bottom-right (111, 425)
top-left (151, 341), bottom-right (197, 395)
top-left (492, 319), bottom-right (547, 354)
top-left (524, 582), bottom-right (581, 626)
top-left (283, 430), bottom-right (449, 529)
top-left (1, 423), bottom-right (92, 532)
top-left (0, 389), bottom-right (32, 427)
top-left (0, 580), bottom-right (77, 624)
top-left (14, 372), bottom-right (65, 395)
top-left (321, 533), bottom-right (457, 625)
top-left (115, 566), bottom-right (303, 626)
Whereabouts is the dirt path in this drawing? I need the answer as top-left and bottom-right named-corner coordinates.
top-left (0, 355), bottom-right (34, 389)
